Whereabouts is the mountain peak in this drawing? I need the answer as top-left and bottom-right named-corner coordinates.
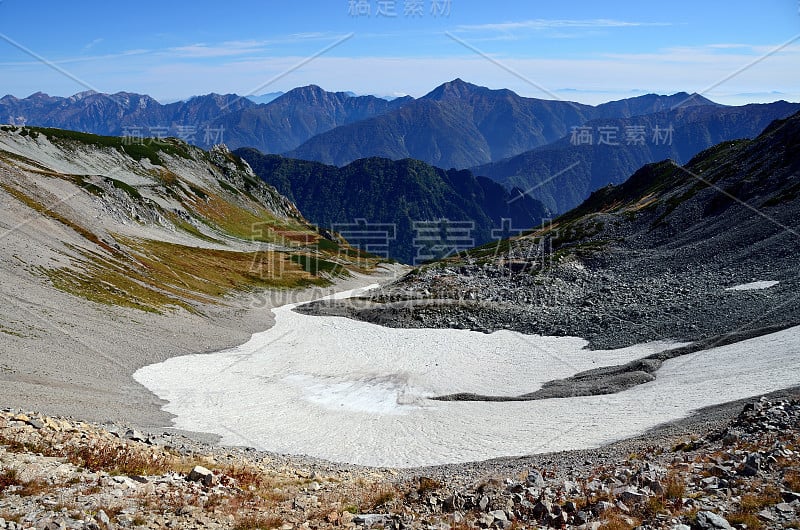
top-left (422, 79), bottom-right (485, 100)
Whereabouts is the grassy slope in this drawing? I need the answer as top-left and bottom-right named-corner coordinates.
top-left (0, 127), bottom-right (379, 314)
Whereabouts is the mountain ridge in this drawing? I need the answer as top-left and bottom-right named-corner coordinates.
top-left (236, 148), bottom-right (550, 264)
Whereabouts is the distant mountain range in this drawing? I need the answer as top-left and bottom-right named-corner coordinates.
top-left (0, 80), bottom-right (745, 171)
top-left (237, 148), bottom-right (548, 264)
top-left (286, 79), bottom-right (720, 168)
top-left (473, 101), bottom-right (800, 213)
top-left (0, 86), bottom-right (411, 154)
top-left (2, 80), bottom-right (798, 221)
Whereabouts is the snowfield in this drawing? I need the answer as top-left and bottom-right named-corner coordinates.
top-left (725, 280), bottom-right (780, 291)
top-left (134, 286), bottom-right (800, 467)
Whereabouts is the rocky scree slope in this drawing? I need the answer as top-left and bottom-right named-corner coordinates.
top-left (0, 394), bottom-right (798, 529)
top-left (296, 111), bottom-right (800, 352)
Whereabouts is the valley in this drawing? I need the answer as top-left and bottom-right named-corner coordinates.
top-left (1, 6), bottom-right (799, 524)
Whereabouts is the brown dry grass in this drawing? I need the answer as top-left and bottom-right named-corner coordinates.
top-left (232, 513), bottom-right (284, 530)
top-left (0, 468), bottom-right (51, 497)
top-left (67, 439), bottom-right (178, 476)
top-left (785, 469), bottom-right (800, 491)
top-left (598, 513), bottom-right (639, 530)
top-left (664, 471), bottom-right (687, 500)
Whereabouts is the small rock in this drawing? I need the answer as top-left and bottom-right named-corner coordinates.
top-left (187, 465), bottom-right (216, 487)
top-left (532, 500), bottom-right (551, 518)
top-left (593, 500), bottom-right (613, 514)
top-left (757, 510), bottom-right (775, 522)
top-left (96, 510), bottom-right (111, 527)
top-left (775, 502), bottom-right (794, 513)
top-left (478, 513), bottom-right (495, 527)
top-left (489, 510), bottom-right (507, 522)
top-left (619, 488), bottom-right (647, 505)
top-left (526, 470), bottom-right (546, 488)
top-left (781, 490), bottom-right (800, 503)
top-left (27, 418), bottom-right (45, 429)
top-left (124, 429), bottom-right (146, 442)
top-left (479, 495), bottom-right (490, 512)
top-left (693, 511), bottom-right (732, 529)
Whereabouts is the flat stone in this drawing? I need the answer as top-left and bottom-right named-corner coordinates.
top-left (757, 510), bottom-right (775, 522)
top-left (353, 514), bottom-right (391, 526)
top-left (124, 429), bottom-right (146, 442)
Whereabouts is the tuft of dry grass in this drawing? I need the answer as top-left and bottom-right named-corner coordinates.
top-left (0, 468), bottom-right (19, 491)
top-left (417, 476), bottom-right (442, 495)
top-left (368, 485), bottom-right (399, 510)
top-left (233, 513), bottom-right (284, 530)
top-left (599, 513), bottom-right (639, 530)
top-left (0, 467), bottom-right (51, 497)
top-left (66, 439), bottom-right (175, 476)
top-left (664, 471), bottom-right (686, 501)
top-left (739, 485), bottom-right (782, 513)
top-left (785, 470), bottom-right (800, 491)
top-left (727, 512), bottom-right (764, 530)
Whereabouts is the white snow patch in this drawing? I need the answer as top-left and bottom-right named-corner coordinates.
top-left (134, 287), bottom-right (800, 467)
top-left (726, 281), bottom-right (779, 291)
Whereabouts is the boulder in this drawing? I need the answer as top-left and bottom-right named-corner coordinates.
top-left (693, 511), bottom-right (732, 530)
top-left (187, 465), bottom-right (216, 487)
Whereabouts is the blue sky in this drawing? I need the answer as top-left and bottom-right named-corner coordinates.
top-left (1, 0), bottom-right (798, 104)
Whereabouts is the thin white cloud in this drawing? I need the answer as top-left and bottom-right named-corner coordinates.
top-left (82, 38), bottom-right (103, 52)
top-left (169, 40), bottom-right (271, 58)
top-left (456, 19), bottom-right (672, 33)
top-left (707, 43), bottom-right (754, 49)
